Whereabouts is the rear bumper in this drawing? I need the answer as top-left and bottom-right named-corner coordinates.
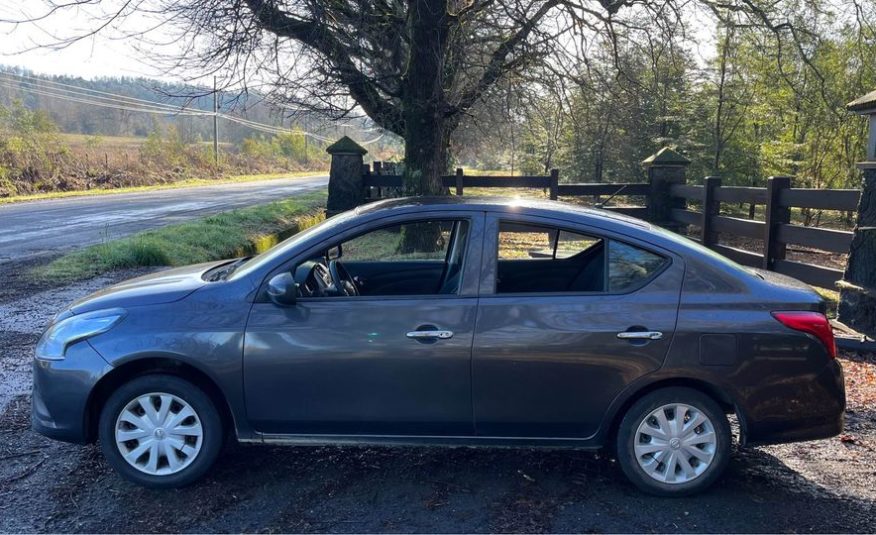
top-left (742, 359), bottom-right (845, 446)
top-left (31, 341), bottom-right (110, 444)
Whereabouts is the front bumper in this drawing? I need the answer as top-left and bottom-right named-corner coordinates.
top-left (32, 340), bottom-right (111, 444)
top-left (742, 359), bottom-right (846, 446)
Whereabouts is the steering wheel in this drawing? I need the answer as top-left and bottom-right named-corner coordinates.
top-left (329, 260), bottom-right (359, 296)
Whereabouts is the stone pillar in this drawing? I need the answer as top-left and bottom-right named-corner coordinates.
top-left (838, 90), bottom-right (876, 337)
top-left (325, 136), bottom-right (368, 216)
top-left (838, 163), bottom-right (876, 336)
top-left (642, 147), bottom-right (690, 232)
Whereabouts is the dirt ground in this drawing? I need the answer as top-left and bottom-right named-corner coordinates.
top-left (1, 258), bottom-right (875, 533)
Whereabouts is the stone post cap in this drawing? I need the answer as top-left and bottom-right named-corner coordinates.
top-left (642, 147), bottom-right (691, 167)
top-left (325, 136), bottom-right (368, 155)
top-left (848, 89), bottom-right (876, 114)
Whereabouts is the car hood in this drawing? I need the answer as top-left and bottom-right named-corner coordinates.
top-left (68, 260), bottom-right (225, 314)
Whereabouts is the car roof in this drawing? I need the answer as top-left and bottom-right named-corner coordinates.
top-left (355, 196), bottom-right (652, 230)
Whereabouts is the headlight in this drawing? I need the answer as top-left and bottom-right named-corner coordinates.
top-left (35, 308), bottom-right (126, 361)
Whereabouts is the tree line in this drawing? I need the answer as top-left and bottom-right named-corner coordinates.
top-left (455, 21), bottom-right (875, 190)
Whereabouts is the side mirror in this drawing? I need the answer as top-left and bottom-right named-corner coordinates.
top-left (267, 272), bottom-right (297, 306)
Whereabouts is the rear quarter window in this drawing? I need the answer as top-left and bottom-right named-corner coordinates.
top-left (608, 240), bottom-right (669, 291)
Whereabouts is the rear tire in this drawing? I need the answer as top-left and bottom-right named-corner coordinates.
top-left (616, 387), bottom-right (731, 496)
top-left (98, 374), bottom-right (223, 488)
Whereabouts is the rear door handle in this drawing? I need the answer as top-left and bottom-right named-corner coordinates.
top-left (617, 331), bottom-right (663, 340)
top-left (406, 330), bottom-right (454, 340)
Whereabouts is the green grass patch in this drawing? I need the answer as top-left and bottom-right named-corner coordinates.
top-left (0, 170), bottom-right (327, 205)
top-left (34, 191), bottom-right (327, 282)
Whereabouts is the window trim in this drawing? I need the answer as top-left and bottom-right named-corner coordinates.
top-left (483, 214), bottom-right (674, 298)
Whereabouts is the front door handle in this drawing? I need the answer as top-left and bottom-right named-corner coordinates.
top-left (617, 331), bottom-right (663, 340)
top-left (406, 330), bottom-right (454, 340)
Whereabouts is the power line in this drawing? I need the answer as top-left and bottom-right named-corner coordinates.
top-left (0, 71), bottom-right (206, 113)
top-left (0, 80), bottom-right (210, 116)
top-left (0, 77), bottom-right (329, 140)
top-left (0, 73), bottom-right (392, 146)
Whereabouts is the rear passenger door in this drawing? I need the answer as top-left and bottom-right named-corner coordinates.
top-left (471, 213), bottom-right (684, 438)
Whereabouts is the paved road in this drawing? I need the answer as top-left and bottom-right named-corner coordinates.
top-left (0, 175), bottom-right (328, 263)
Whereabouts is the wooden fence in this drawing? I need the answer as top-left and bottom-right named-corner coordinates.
top-left (360, 162), bottom-right (861, 290)
top-left (669, 176), bottom-right (860, 289)
top-left (363, 165), bottom-right (650, 219)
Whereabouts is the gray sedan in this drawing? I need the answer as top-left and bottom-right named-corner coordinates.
top-left (32, 197), bottom-right (845, 496)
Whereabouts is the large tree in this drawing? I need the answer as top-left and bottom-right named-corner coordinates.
top-left (10, 0), bottom-right (862, 192)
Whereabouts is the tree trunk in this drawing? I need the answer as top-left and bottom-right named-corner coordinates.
top-left (402, 0), bottom-right (451, 196)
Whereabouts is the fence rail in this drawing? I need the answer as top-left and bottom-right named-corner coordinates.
top-left (363, 167), bottom-right (649, 217)
top-left (669, 177), bottom-right (859, 289)
top-left (360, 162), bottom-right (860, 291)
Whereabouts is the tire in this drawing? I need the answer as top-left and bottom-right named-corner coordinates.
top-left (98, 374), bottom-right (223, 488)
top-left (616, 387), bottom-right (731, 497)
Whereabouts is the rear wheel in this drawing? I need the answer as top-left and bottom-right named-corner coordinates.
top-left (616, 387), bottom-right (731, 496)
top-left (98, 374), bottom-right (223, 488)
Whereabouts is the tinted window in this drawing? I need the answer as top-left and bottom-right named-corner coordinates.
top-left (495, 221), bottom-right (667, 294)
top-left (498, 223), bottom-right (601, 261)
top-left (608, 240), bottom-right (668, 291)
top-left (496, 223), bottom-right (605, 293)
top-left (299, 219), bottom-right (469, 298)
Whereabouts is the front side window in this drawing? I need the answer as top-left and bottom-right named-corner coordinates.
top-left (495, 221), bottom-right (667, 294)
top-left (342, 220), bottom-right (454, 262)
top-left (296, 219), bottom-right (469, 298)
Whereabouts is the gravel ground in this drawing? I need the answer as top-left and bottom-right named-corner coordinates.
top-left (1, 259), bottom-right (875, 533)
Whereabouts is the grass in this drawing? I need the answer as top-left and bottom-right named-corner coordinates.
top-left (0, 170), bottom-right (328, 205)
top-left (33, 191), bottom-right (327, 282)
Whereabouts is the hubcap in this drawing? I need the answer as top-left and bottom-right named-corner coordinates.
top-left (633, 403), bottom-right (717, 485)
top-left (114, 392), bottom-right (204, 476)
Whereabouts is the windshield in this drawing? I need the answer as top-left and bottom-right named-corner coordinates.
top-left (228, 208), bottom-right (358, 281)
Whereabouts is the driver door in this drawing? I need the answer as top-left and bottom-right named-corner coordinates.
top-left (243, 213), bottom-right (482, 437)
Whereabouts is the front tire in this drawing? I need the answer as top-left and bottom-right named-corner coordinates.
top-left (98, 374), bottom-right (223, 488)
top-left (616, 387), bottom-right (731, 496)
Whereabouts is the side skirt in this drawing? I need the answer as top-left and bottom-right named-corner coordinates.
top-left (239, 433), bottom-right (604, 449)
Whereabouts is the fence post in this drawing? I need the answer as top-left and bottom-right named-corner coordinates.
top-left (762, 176), bottom-right (792, 270)
top-left (373, 161), bottom-right (383, 199)
top-left (701, 176), bottom-right (721, 247)
top-left (325, 136), bottom-right (368, 216)
top-left (642, 147), bottom-right (690, 231)
top-left (455, 168), bottom-right (464, 196)
top-left (549, 169), bottom-right (559, 200)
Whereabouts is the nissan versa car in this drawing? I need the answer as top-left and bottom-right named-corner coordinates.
top-left (32, 197), bottom-right (845, 496)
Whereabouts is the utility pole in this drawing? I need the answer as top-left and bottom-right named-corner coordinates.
top-left (303, 115), bottom-right (309, 163)
top-left (213, 76), bottom-right (219, 167)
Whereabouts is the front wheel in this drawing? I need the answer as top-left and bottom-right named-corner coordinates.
top-left (616, 387), bottom-right (731, 496)
top-left (98, 374), bottom-right (223, 488)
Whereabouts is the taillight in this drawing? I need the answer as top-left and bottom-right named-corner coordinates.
top-left (771, 311), bottom-right (837, 359)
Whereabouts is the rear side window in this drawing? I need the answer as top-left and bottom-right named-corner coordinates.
top-left (608, 240), bottom-right (669, 291)
top-left (498, 223), bottom-right (601, 260)
top-left (495, 221), bottom-right (667, 294)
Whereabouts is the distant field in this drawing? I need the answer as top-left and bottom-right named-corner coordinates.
top-left (58, 133), bottom-right (147, 146)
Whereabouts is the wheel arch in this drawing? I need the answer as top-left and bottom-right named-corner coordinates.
top-left (84, 356), bottom-right (236, 443)
top-left (601, 376), bottom-right (747, 447)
